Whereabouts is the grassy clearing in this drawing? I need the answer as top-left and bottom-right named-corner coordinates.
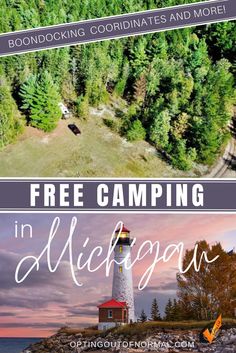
top-left (60, 319), bottom-right (236, 339)
top-left (111, 319), bottom-right (236, 337)
top-left (0, 112), bottom-right (208, 177)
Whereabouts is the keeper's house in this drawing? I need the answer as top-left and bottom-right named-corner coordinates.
top-left (98, 299), bottom-right (129, 331)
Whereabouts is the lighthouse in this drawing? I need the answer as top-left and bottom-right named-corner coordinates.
top-left (112, 225), bottom-right (135, 322)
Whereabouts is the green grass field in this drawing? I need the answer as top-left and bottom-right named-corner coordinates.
top-left (60, 318), bottom-right (236, 339)
top-left (111, 319), bottom-right (236, 337)
top-left (0, 113), bottom-right (209, 177)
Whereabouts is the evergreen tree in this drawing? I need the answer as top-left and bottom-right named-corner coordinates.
top-left (126, 119), bottom-right (146, 141)
top-left (20, 71), bottom-right (61, 132)
top-left (164, 299), bottom-right (174, 321)
top-left (171, 299), bottom-right (183, 321)
top-left (150, 298), bottom-right (162, 321)
top-left (171, 140), bottom-right (197, 171)
top-left (0, 79), bottom-right (23, 148)
top-left (149, 109), bottom-right (171, 150)
top-left (139, 309), bottom-right (147, 323)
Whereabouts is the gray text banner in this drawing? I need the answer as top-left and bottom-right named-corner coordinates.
top-left (0, 179), bottom-right (235, 212)
top-left (0, 0), bottom-right (235, 57)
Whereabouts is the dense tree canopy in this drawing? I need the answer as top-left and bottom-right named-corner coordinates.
top-left (177, 241), bottom-right (236, 320)
top-left (0, 0), bottom-right (235, 170)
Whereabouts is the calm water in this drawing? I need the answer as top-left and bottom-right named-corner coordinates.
top-left (0, 338), bottom-right (42, 353)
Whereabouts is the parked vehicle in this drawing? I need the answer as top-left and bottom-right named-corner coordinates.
top-left (68, 124), bottom-right (81, 136)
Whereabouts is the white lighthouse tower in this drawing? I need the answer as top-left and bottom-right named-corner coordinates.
top-left (112, 225), bottom-right (135, 322)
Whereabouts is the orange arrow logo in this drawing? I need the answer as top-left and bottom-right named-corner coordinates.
top-left (203, 314), bottom-right (222, 344)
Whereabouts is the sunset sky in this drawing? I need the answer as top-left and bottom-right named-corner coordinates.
top-left (0, 213), bottom-right (235, 338)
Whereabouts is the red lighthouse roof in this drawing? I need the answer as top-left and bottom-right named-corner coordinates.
top-left (115, 225), bottom-right (130, 233)
top-left (98, 299), bottom-right (128, 308)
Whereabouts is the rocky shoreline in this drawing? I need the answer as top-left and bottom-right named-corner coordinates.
top-left (22, 328), bottom-right (236, 353)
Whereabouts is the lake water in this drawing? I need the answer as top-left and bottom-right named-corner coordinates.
top-left (0, 338), bottom-right (42, 353)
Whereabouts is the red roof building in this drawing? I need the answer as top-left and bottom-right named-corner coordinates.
top-left (98, 299), bottom-right (129, 331)
top-left (98, 299), bottom-right (127, 308)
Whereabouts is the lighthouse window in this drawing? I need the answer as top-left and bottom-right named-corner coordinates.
top-left (119, 265), bottom-right (123, 273)
top-left (108, 310), bottom-right (113, 318)
top-left (119, 245), bottom-right (123, 253)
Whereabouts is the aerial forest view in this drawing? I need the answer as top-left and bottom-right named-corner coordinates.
top-left (0, 0), bottom-right (235, 177)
